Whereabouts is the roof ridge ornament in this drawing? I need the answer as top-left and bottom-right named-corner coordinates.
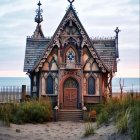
top-left (68, 0), bottom-right (75, 6)
top-left (114, 27), bottom-right (120, 58)
top-left (35, 0), bottom-right (43, 24)
top-left (114, 27), bottom-right (120, 36)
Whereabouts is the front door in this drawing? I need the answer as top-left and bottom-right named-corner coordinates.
top-left (63, 78), bottom-right (78, 109)
top-left (64, 88), bottom-right (77, 109)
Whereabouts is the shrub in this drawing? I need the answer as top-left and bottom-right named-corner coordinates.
top-left (84, 122), bottom-right (95, 137)
top-left (86, 103), bottom-right (104, 114)
top-left (0, 104), bottom-right (13, 126)
top-left (12, 99), bottom-right (52, 124)
top-left (0, 98), bottom-right (52, 124)
top-left (89, 110), bottom-right (96, 117)
top-left (89, 110), bottom-right (96, 122)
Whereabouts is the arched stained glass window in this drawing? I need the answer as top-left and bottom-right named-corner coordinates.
top-left (46, 75), bottom-right (54, 94)
top-left (66, 48), bottom-right (75, 63)
top-left (88, 76), bottom-right (95, 95)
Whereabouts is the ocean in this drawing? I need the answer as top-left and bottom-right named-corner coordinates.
top-left (0, 77), bottom-right (139, 93)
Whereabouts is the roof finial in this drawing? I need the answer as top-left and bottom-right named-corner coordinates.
top-left (68, 0), bottom-right (75, 6)
top-left (114, 27), bottom-right (120, 58)
top-left (114, 27), bottom-right (120, 37)
top-left (35, 0), bottom-right (43, 24)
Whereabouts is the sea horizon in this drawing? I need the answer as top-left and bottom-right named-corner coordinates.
top-left (0, 77), bottom-right (140, 93)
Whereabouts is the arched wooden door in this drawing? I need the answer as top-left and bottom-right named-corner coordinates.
top-left (63, 78), bottom-right (78, 109)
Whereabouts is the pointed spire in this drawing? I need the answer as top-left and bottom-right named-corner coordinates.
top-left (68, 0), bottom-right (75, 6)
top-left (32, 24), bottom-right (45, 39)
top-left (35, 1), bottom-right (43, 24)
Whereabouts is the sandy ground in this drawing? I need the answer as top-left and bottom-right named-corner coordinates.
top-left (0, 121), bottom-right (131, 140)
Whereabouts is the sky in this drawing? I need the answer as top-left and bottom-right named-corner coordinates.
top-left (0, 0), bottom-right (139, 77)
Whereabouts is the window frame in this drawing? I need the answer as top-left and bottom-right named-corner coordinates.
top-left (46, 75), bottom-right (54, 95)
top-left (88, 76), bottom-right (96, 95)
top-left (66, 48), bottom-right (76, 63)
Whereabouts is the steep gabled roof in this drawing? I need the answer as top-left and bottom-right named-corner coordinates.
top-left (92, 39), bottom-right (117, 72)
top-left (23, 24), bottom-right (51, 72)
top-left (33, 5), bottom-right (109, 72)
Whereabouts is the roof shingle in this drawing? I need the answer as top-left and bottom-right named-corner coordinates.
top-left (23, 38), bottom-right (50, 72)
top-left (92, 39), bottom-right (117, 72)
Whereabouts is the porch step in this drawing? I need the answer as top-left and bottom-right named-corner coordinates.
top-left (58, 110), bottom-right (83, 121)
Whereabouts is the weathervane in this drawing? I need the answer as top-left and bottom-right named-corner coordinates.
top-left (35, 1), bottom-right (43, 24)
top-left (68, 0), bottom-right (75, 6)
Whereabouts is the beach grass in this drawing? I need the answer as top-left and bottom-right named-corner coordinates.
top-left (131, 100), bottom-right (140, 140)
top-left (88, 93), bottom-right (140, 139)
top-left (84, 122), bottom-right (95, 137)
top-left (116, 108), bottom-right (130, 133)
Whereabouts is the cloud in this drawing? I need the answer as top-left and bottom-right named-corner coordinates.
top-left (0, 0), bottom-right (139, 77)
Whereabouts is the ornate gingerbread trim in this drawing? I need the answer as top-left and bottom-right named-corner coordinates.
top-left (35, 8), bottom-right (107, 73)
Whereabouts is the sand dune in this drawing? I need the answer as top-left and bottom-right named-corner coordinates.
top-left (0, 121), bottom-right (131, 140)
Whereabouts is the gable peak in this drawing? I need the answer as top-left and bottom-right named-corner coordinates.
top-left (68, 0), bottom-right (75, 7)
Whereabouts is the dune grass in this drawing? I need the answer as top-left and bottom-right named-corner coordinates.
top-left (131, 100), bottom-right (140, 140)
top-left (84, 122), bottom-right (95, 137)
top-left (88, 94), bottom-right (140, 139)
top-left (116, 108), bottom-right (130, 133)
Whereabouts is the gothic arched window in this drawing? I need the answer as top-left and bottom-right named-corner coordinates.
top-left (66, 48), bottom-right (75, 63)
top-left (88, 76), bottom-right (95, 95)
top-left (46, 75), bottom-right (54, 94)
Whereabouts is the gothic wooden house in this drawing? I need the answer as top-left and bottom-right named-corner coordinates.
top-left (24, 1), bottom-right (120, 110)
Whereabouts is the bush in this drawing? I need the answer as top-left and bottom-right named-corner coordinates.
top-left (84, 122), bottom-right (95, 137)
top-left (0, 99), bottom-right (52, 124)
top-left (12, 100), bottom-right (52, 124)
top-left (86, 103), bottom-right (104, 114)
top-left (0, 104), bottom-right (15, 126)
top-left (89, 110), bottom-right (96, 122)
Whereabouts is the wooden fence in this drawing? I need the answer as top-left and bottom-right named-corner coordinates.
top-left (0, 86), bottom-right (30, 103)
